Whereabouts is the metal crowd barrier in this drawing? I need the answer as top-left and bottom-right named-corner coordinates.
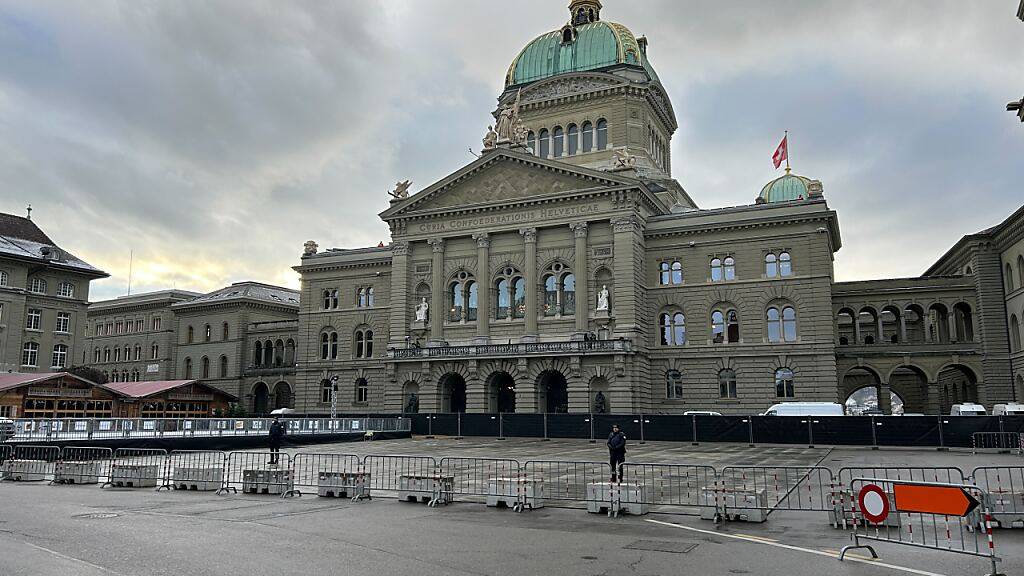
top-left (972, 466), bottom-right (1024, 528)
top-left (164, 451), bottom-right (227, 492)
top-left (1, 445), bottom-right (59, 481)
top-left (363, 455), bottom-right (442, 504)
top-left (223, 451), bottom-right (297, 497)
top-left (291, 453), bottom-right (364, 500)
top-left (972, 432), bottom-right (1024, 455)
top-left (55, 447), bottom-right (113, 484)
top-left (0, 444), bottom-right (11, 464)
top-left (438, 457), bottom-right (521, 504)
top-left (833, 466), bottom-right (967, 529)
top-left (103, 448), bottom-right (168, 489)
top-left (621, 463), bottom-right (718, 515)
top-left (840, 478), bottom-right (1000, 576)
top-left (716, 466), bottom-right (836, 519)
top-left (522, 460), bottom-right (606, 509)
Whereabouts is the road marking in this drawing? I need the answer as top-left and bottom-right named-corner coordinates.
top-left (644, 519), bottom-right (947, 576)
top-left (24, 542), bottom-right (125, 575)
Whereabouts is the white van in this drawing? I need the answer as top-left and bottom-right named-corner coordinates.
top-left (762, 402), bottom-right (845, 416)
top-left (950, 403), bottom-right (987, 416)
top-left (992, 403), bottom-right (1024, 416)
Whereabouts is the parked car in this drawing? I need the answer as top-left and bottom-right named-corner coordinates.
top-left (0, 418), bottom-right (14, 442)
top-left (992, 403), bottom-right (1024, 416)
top-left (762, 402), bottom-right (845, 416)
top-left (950, 403), bottom-right (987, 416)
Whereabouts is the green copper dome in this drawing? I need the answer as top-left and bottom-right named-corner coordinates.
top-left (505, 20), bottom-right (660, 87)
top-left (758, 172), bottom-right (813, 204)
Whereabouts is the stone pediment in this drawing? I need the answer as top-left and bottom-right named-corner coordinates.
top-left (381, 150), bottom-right (639, 219)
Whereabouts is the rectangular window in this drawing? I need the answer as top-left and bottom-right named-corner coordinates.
top-left (22, 342), bottom-right (39, 367)
top-left (153, 317), bottom-right (162, 330)
top-left (0, 406), bottom-right (13, 418)
top-left (26, 309), bottom-right (41, 330)
top-left (55, 312), bottom-right (70, 333)
top-left (51, 345), bottom-right (67, 368)
top-left (116, 321), bottom-right (123, 334)
top-left (135, 319), bottom-right (144, 332)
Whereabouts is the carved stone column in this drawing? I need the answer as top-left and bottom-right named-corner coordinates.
top-left (878, 382), bottom-right (893, 415)
top-left (388, 241), bottom-right (410, 347)
top-left (427, 238), bottom-right (445, 345)
top-left (474, 233), bottom-right (490, 342)
top-left (899, 313), bottom-right (907, 343)
top-left (520, 228), bottom-right (538, 341)
top-left (610, 216), bottom-right (643, 339)
top-left (947, 310), bottom-right (958, 343)
top-left (570, 221), bottom-right (589, 337)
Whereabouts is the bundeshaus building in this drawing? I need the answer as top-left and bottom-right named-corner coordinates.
top-left (289, 0), bottom-right (1024, 417)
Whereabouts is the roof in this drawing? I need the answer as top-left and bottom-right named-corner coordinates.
top-left (103, 379), bottom-right (238, 401)
top-left (923, 202), bottom-right (1024, 276)
top-left (505, 20), bottom-right (659, 87)
top-left (0, 213), bottom-right (107, 277)
top-left (758, 172), bottom-right (813, 204)
top-left (172, 281), bottom-right (299, 309)
top-left (0, 372), bottom-right (109, 393)
top-left (89, 289), bottom-right (202, 312)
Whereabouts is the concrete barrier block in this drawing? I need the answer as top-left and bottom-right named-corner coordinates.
top-left (173, 467), bottom-right (224, 491)
top-left (398, 474), bottom-right (453, 504)
top-left (242, 468), bottom-right (292, 495)
top-left (1, 459), bottom-right (48, 482)
top-left (317, 471), bottom-right (371, 499)
top-left (487, 477), bottom-right (544, 509)
top-left (109, 464), bottom-right (160, 488)
top-left (586, 482), bottom-right (648, 516)
top-left (54, 461), bottom-right (100, 484)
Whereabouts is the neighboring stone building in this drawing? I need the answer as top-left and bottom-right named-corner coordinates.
top-left (0, 212), bottom-right (107, 375)
top-left (291, 0), bottom-right (1023, 416)
top-left (85, 290), bottom-right (200, 382)
top-left (84, 282), bottom-right (299, 414)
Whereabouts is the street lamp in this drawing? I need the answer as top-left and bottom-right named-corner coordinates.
top-left (329, 375), bottom-right (339, 419)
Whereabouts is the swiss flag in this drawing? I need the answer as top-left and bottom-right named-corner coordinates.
top-left (772, 134), bottom-right (788, 169)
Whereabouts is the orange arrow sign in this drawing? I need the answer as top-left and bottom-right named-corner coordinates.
top-left (893, 484), bottom-right (980, 517)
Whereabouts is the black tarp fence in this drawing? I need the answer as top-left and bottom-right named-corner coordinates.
top-left (332, 413), bottom-right (1024, 448)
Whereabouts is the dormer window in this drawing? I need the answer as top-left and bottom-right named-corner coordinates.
top-left (561, 25), bottom-right (575, 44)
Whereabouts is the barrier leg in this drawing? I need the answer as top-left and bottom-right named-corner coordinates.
top-left (839, 534), bottom-right (877, 561)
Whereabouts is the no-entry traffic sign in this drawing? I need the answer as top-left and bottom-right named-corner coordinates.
top-left (858, 484), bottom-right (889, 524)
top-left (893, 484), bottom-right (980, 517)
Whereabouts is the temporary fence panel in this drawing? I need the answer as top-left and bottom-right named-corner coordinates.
top-left (641, 415), bottom-right (694, 443)
top-left (750, 417), bottom-right (810, 446)
top-left (972, 432), bottom-right (1023, 455)
top-left (840, 478), bottom-right (1000, 576)
top-left (501, 414), bottom-right (545, 438)
top-left (694, 416), bottom-right (750, 444)
top-left (362, 454), bottom-right (437, 492)
top-left (438, 457), bottom-right (521, 504)
top-left (165, 451), bottom-right (227, 491)
top-left (717, 466), bottom-right (836, 513)
top-left (224, 451), bottom-right (297, 497)
top-left (805, 416), bottom-right (874, 447)
top-left (593, 415), bottom-right (641, 445)
top-left (943, 417), bottom-right (1002, 449)
top-left (522, 460), bottom-right (608, 509)
top-left (291, 453), bottom-right (363, 497)
top-left (104, 448), bottom-right (168, 488)
top-left (620, 463), bottom-right (718, 515)
top-left (55, 447), bottom-right (113, 484)
top-left (1, 445), bottom-right (60, 481)
top-left (458, 414), bottom-right (499, 437)
top-left (972, 466), bottom-right (1024, 528)
top-left (544, 414), bottom-right (593, 440)
top-left (870, 416), bottom-right (940, 447)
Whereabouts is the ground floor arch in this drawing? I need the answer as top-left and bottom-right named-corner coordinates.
top-left (937, 364), bottom-right (978, 412)
top-left (272, 381), bottom-right (292, 410)
top-left (844, 386), bottom-right (905, 415)
top-left (252, 381), bottom-right (270, 415)
top-left (537, 370), bottom-right (569, 414)
top-left (438, 373), bottom-right (467, 413)
top-left (487, 371), bottom-right (516, 413)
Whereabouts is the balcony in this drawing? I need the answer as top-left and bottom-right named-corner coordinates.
top-left (387, 339), bottom-right (632, 361)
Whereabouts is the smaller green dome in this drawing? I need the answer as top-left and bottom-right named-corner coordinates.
top-left (758, 171), bottom-right (812, 204)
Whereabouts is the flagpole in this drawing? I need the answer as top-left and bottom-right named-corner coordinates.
top-left (785, 130), bottom-right (791, 174)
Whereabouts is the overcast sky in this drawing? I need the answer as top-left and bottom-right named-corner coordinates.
top-left (2, 1), bottom-right (1022, 300)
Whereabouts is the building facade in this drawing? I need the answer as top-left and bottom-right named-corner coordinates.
top-left (290, 0), bottom-right (1023, 416)
top-left (0, 213), bottom-right (107, 375)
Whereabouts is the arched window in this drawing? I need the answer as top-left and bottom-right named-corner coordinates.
top-left (331, 332), bottom-right (339, 359)
top-left (659, 262), bottom-right (671, 285)
top-left (765, 253), bottom-right (778, 278)
top-left (1008, 264), bottom-right (1015, 292)
top-left (596, 118), bottom-right (608, 150)
top-left (355, 378), bottom-right (369, 404)
top-left (567, 124), bottom-right (578, 155)
top-left (562, 274), bottom-right (575, 316)
top-left (494, 267), bottom-right (526, 320)
top-left (151, 343), bottom-right (159, 360)
top-left (133, 345), bottom-right (141, 361)
top-left (201, 356), bottom-right (210, 378)
top-left (552, 126), bottom-right (564, 157)
top-left (779, 252), bottom-right (792, 276)
top-left (666, 369), bottom-right (683, 399)
top-left (712, 309), bottom-right (739, 343)
top-left (184, 357), bottom-right (193, 379)
top-left (358, 287), bottom-right (368, 307)
top-left (320, 331), bottom-right (337, 360)
top-left (775, 368), bottom-right (795, 398)
top-left (204, 324), bottom-right (211, 342)
top-left (365, 330), bottom-right (373, 358)
top-left (496, 279), bottom-right (510, 319)
top-left (1018, 255), bottom-right (1024, 289)
top-left (767, 307), bottom-right (782, 342)
top-left (263, 341), bottom-right (274, 366)
top-left (466, 281), bottom-right (478, 321)
top-left (1011, 315), bottom-right (1021, 352)
top-left (367, 287), bottom-right (374, 306)
top-left (450, 281), bottom-right (465, 322)
top-left (538, 128), bottom-right (550, 158)
top-left (513, 277), bottom-right (526, 319)
top-left (103, 348), bottom-right (110, 362)
top-left (527, 131), bottom-right (536, 154)
top-left (219, 355), bottom-right (228, 378)
top-left (544, 275), bottom-right (558, 317)
top-left (320, 379), bottom-right (333, 403)
top-left (187, 325), bottom-right (194, 344)
top-left (767, 306), bottom-right (797, 343)
top-left (354, 329), bottom-right (374, 358)
top-left (94, 348), bottom-right (101, 363)
top-left (581, 121), bottom-right (593, 152)
top-left (355, 331), bottom-right (364, 358)
top-left (222, 322), bottom-right (229, 340)
top-left (782, 306), bottom-right (797, 342)
top-left (448, 272), bottom-right (476, 322)
top-left (724, 257), bottom-right (736, 281)
top-left (57, 282), bottom-right (75, 298)
top-left (323, 289), bottom-right (332, 309)
top-left (29, 278), bottom-right (46, 294)
top-left (718, 369), bottom-right (737, 398)
top-left (659, 311), bottom-right (686, 346)
top-left (710, 258), bottom-right (723, 282)
top-left (671, 261), bottom-right (682, 284)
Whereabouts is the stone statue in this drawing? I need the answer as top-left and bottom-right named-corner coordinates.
top-left (494, 89), bottom-right (524, 143)
top-left (613, 147), bottom-right (637, 168)
top-left (415, 297), bottom-right (429, 322)
top-left (389, 180), bottom-right (412, 200)
top-left (593, 391), bottom-right (608, 414)
top-left (405, 393), bottom-right (419, 414)
top-left (302, 240), bottom-right (318, 256)
top-left (597, 285), bottom-right (609, 311)
top-left (482, 125), bottom-right (498, 150)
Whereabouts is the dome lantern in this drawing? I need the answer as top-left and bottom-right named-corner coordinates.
top-left (569, 0), bottom-right (602, 25)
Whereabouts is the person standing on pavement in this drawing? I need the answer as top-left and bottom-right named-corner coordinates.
top-left (268, 416), bottom-right (285, 465)
top-left (607, 423), bottom-right (627, 483)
